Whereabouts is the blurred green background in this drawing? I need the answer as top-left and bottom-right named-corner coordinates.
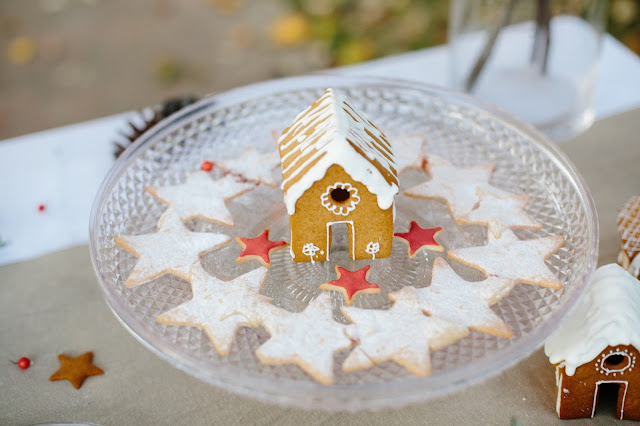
top-left (1, 0), bottom-right (638, 139)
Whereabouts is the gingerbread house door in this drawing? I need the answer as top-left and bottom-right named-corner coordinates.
top-left (593, 381), bottom-right (629, 419)
top-left (325, 221), bottom-right (355, 261)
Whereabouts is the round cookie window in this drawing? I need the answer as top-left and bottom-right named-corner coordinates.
top-left (601, 351), bottom-right (632, 374)
top-left (321, 182), bottom-right (360, 216)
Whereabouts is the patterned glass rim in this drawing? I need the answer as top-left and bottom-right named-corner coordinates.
top-left (89, 74), bottom-right (599, 411)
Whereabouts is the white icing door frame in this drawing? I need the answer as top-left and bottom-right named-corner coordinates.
top-left (326, 221), bottom-right (355, 261)
top-left (592, 380), bottom-right (629, 419)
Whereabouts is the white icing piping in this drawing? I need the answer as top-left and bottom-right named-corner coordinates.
top-left (591, 381), bottom-right (628, 419)
top-left (320, 182), bottom-right (360, 216)
top-left (279, 89), bottom-right (398, 215)
top-left (326, 221), bottom-right (355, 261)
top-left (556, 367), bottom-right (562, 416)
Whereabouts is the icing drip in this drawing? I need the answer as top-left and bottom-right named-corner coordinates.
top-left (544, 264), bottom-right (640, 376)
top-left (278, 89), bottom-right (398, 214)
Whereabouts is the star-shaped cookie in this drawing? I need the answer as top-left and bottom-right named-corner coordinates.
top-left (394, 221), bottom-right (443, 257)
top-left (145, 171), bottom-right (255, 226)
top-left (458, 188), bottom-right (542, 238)
top-left (414, 257), bottom-right (513, 337)
top-left (215, 147), bottom-right (281, 186)
top-left (448, 229), bottom-right (565, 289)
top-left (255, 292), bottom-right (352, 385)
top-left (156, 266), bottom-right (271, 356)
top-left (390, 134), bottom-right (427, 173)
top-left (114, 207), bottom-right (231, 288)
top-left (404, 155), bottom-right (508, 221)
top-left (235, 229), bottom-right (288, 268)
top-left (49, 351), bottom-right (104, 389)
top-left (343, 286), bottom-right (468, 376)
top-left (319, 265), bottom-right (380, 306)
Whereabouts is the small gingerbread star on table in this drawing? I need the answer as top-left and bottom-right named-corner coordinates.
top-left (49, 351), bottom-right (104, 389)
top-left (235, 229), bottom-right (288, 268)
top-left (394, 221), bottom-right (444, 257)
top-left (319, 265), bottom-right (380, 306)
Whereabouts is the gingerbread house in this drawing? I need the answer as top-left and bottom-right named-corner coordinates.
top-left (277, 89), bottom-right (399, 262)
top-left (545, 264), bottom-right (640, 420)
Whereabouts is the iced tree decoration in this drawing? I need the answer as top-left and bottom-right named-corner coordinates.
top-left (302, 243), bottom-right (321, 264)
top-left (365, 242), bottom-right (380, 260)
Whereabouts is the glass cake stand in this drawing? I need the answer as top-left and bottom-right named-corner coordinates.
top-left (89, 75), bottom-right (598, 411)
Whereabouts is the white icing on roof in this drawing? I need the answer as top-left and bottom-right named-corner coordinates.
top-left (544, 263), bottom-right (640, 376)
top-left (278, 89), bottom-right (398, 215)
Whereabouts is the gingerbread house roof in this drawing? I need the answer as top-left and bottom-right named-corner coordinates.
top-left (544, 263), bottom-right (640, 375)
top-left (277, 89), bottom-right (399, 215)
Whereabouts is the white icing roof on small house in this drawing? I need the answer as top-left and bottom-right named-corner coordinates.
top-left (277, 89), bottom-right (399, 215)
top-left (544, 263), bottom-right (640, 376)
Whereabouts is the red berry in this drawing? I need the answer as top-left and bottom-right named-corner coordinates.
top-left (201, 161), bottom-right (213, 172)
top-left (37, 204), bottom-right (46, 212)
top-left (17, 357), bottom-right (30, 369)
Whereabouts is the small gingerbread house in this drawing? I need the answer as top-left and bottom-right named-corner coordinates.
top-left (277, 89), bottom-right (398, 262)
top-left (545, 264), bottom-right (640, 420)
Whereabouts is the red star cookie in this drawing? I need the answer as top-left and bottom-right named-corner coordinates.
top-left (394, 221), bottom-right (444, 257)
top-left (235, 229), bottom-right (288, 268)
top-left (319, 265), bottom-right (380, 305)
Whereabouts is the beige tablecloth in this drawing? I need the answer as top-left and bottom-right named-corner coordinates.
top-left (2, 109), bottom-right (639, 425)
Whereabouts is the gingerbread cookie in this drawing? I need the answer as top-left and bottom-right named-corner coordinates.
top-left (215, 147), bottom-right (281, 187)
top-left (49, 351), bottom-right (104, 389)
top-left (448, 229), bottom-right (564, 289)
top-left (459, 188), bottom-right (542, 238)
top-left (255, 292), bottom-right (352, 385)
top-left (156, 266), bottom-right (271, 356)
top-left (404, 155), bottom-right (509, 221)
top-left (145, 171), bottom-right (254, 226)
top-left (415, 257), bottom-right (513, 338)
top-left (114, 208), bottom-right (231, 288)
top-left (235, 229), bottom-right (288, 268)
top-left (617, 195), bottom-right (640, 278)
top-left (343, 286), bottom-right (468, 376)
top-left (319, 265), bottom-right (381, 306)
top-left (390, 134), bottom-right (427, 173)
top-left (394, 221), bottom-right (443, 257)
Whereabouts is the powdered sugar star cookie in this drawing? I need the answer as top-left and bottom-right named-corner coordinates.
top-left (156, 266), bottom-right (271, 356)
top-left (114, 208), bottom-right (231, 288)
top-left (390, 134), bottom-right (427, 173)
top-left (394, 221), bottom-right (443, 257)
top-left (404, 155), bottom-right (508, 221)
top-left (255, 292), bottom-right (352, 385)
top-left (459, 188), bottom-right (542, 238)
top-left (215, 147), bottom-right (281, 186)
top-left (319, 265), bottom-right (380, 306)
top-left (414, 257), bottom-right (513, 337)
top-left (343, 286), bottom-right (468, 376)
top-left (235, 229), bottom-right (288, 268)
top-left (145, 171), bottom-right (255, 226)
top-left (448, 229), bottom-right (565, 289)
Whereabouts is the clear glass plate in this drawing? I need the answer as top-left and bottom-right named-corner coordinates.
top-left (89, 75), bottom-right (598, 411)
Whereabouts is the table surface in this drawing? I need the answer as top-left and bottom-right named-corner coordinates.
top-left (2, 105), bottom-right (638, 425)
